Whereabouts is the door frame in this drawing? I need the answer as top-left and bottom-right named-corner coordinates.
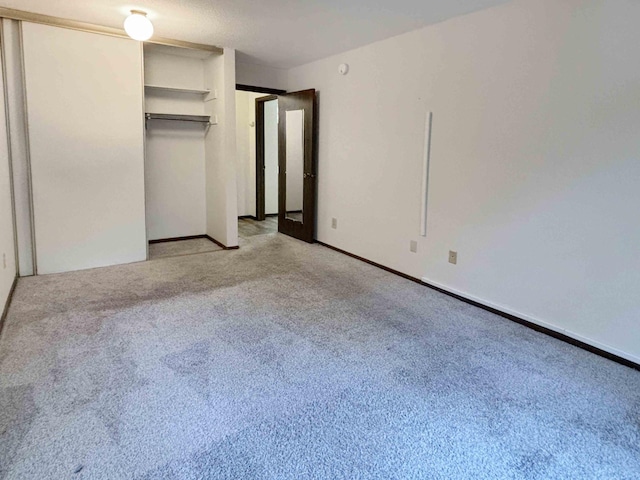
top-left (253, 91), bottom-right (284, 221)
top-left (237, 84), bottom-right (285, 96)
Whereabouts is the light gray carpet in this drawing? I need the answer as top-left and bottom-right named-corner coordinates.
top-left (238, 217), bottom-right (277, 238)
top-left (0, 233), bottom-right (638, 479)
top-left (148, 238), bottom-right (223, 260)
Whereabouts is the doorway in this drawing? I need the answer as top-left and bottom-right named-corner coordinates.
top-left (235, 85), bottom-right (284, 240)
top-left (235, 85), bottom-right (317, 243)
top-left (255, 94), bottom-right (279, 221)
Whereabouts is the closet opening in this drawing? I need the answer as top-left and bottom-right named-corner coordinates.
top-left (144, 43), bottom-right (230, 260)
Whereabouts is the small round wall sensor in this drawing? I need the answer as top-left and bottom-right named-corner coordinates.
top-left (338, 63), bottom-right (349, 75)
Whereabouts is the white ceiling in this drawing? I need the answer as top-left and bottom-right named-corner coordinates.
top-left (0, 0), bottom-right (512, 68)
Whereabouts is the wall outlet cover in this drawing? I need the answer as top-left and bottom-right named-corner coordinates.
top-left (449, 251), bottom-right (458, 265)
top-left (410, 240), bottom-right (418, 253)
top-left (331, 218), bottom-right (338, 229)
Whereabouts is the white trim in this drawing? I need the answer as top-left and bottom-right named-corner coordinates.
top-left (421, 276), bottom-right (640, 366)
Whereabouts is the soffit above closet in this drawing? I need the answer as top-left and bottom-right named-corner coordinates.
top-left (145, 43), bottom-right (213, 60)
top-left (2, 0), bottom-right (511, 68)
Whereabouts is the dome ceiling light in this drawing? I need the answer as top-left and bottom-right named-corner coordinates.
top-left (124, 10), bottom-right (153, 41)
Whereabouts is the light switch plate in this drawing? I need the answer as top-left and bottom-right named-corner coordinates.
top-left (449, 251), bottom-right (458, 264)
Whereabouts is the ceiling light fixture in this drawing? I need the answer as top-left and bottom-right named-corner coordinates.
top-left (124, 10), bottom-right (153, 41)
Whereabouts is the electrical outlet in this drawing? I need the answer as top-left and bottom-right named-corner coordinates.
top-left (410, 240), bottom-right (417, 253)
top-left (331, 218), bottom-right (338, 229)
top-left (448, 250), bottom-right (458, 265)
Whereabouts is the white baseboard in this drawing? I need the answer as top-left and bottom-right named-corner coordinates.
top-left (421, 276), bottom-right (640, 367)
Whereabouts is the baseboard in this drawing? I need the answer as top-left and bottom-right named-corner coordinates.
top-left (317, 241), bottom-right (639, 371)
top-left (239, 214), bottom-right (276, 220)
top-left (0, 276), bottom-right (18, 338)
top-left (317, 241), bottom-right (423, 285)
top-left (205, 235), bottom-right (239, 250)
top-left (150, 234), bottom-right (239, 251)
top-left (421, 276), bottom-right (640, 370)
top-left (149, 235), bottom-right (207, 244)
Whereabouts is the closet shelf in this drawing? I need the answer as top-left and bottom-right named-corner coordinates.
top-left (144, 84), bottom-right (210, 95)
top-left (145, 113), bottom-right (211, 124)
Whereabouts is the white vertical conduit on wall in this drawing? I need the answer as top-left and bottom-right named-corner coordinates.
top-left (420, 111), bottom-right (433, 237)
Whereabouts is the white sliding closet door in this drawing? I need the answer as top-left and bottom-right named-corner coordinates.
top-left (22, 23), bottom-right (147, 274)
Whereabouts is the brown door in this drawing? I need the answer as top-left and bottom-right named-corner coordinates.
top-left (278, 89), bottom-right (317, 243)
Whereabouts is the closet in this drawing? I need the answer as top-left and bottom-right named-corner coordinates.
top-left (144, 44), bottom-right (211, 242)
top-left (143, 43), bottom-right (239, 253)
top-left (2, 15), bottom-right (238, 276)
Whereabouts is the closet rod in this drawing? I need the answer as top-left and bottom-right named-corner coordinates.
top-left (145, 113), bottom-right (212, 125)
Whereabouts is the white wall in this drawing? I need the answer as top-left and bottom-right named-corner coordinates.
top-left (22, 23), bottom-right (147, 274)
top-left (235, 90), bottom-right (262, 217)
top-left (204, 49), bottom-right (239, 247)
top-left (236, 62), bottom-right (287, 91)
top-left (144, 47), bottom-right (207, 240)
top-left (287, 0), bottom-right (640, 362)
top-left (2, 20), bottom-right (33, 276)
top-left (0, 41), bottom-right (17, 316)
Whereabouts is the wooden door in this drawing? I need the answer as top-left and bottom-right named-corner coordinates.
top-left (277, 89), bottom-right (317, 243)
